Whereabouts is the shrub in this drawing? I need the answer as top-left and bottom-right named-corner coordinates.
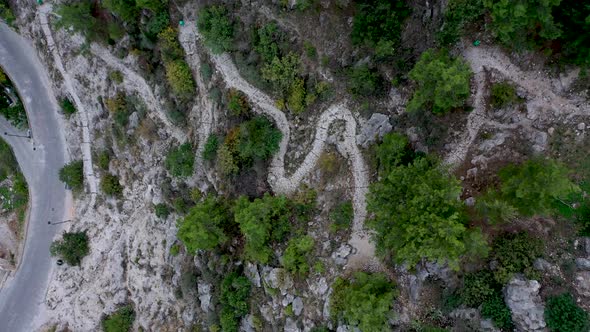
top-left (367, 155), bottom-right (488, 270)
top-left (261, 52), bottom-right (301, 95)
top-left (351, 0), bottom-right (410, 51)
top-left (254, 22), bottom-right (286, 64)
top-left (481, 292), bottom-right (513, 330)
top-left (106, 92), bottom-right (129, 128)
top-left (237, 116), bottom-right (282, 162)
top-left (97, 151), bottom-right (111, 170)
top-left (108, 70), bottom-right (124, 84)
top-left (100, 174), bottom-right (123, 196)
top-left (165, 143), bottom-right (195, 177)
top-left (490, 82), bottom-right (518, 108)
top-left (329, 201), bottom-right (353, 232)
top-left (554, 0), bottom-right (590, 66)
top-left (330, 272), bottom-right (397, 331)
top-left (216, 144), bottom-right (238, 176)
top-left (374, 132), bottom-right (413, 176)
top-left (234, 194), bottom-right (291, 264)
top-left (460, 270), bottom-right (497, 307)
top-left (281, 235), bottom-right (315, 275)
top-left (286, 78), bottom-right (306, 113)
top-left (50, 231), bottom-right (90, 266)
top-left (545, 293), bottom-right (589, 332)
top-left (220, 272), bottom-right (251, 332)
top-left (227, 89), bottom-right (249, 116)
top-left (0, 0), bottom-right (15, 25)
top-left (497, 157), bottom-right (578, 217)
top-left (154, 203), bottom-right (170, 219)
top-left (437, 0), bottom-right (485, 45)
top-left (169, 244), bottom-right (180, 256)
top-left (59, 160), bottom-right (84, 191)
top-left (164, 60), bottom-right (195, 99)
top-left (61, 98), bottom-right (77, 116)
top-left (348, 64), bottom-right (383, 97)
top-left (197, 5), bottom-right (234, 54)
top-left (202, 134), bottom-right (219, 161)
top-left (407, 49), bottom-right (472, 114)
top-left (102, 305), bottom-right (135, 332)
top-left (158, 26), bottom-right (184, 62)
top-left (491, 232), bottom-right (543, 283)
top-left (55, 2), bottom-right (98, 40)
top-left (176, 195), bottom-right (231, 253)
top-left (144, 10), bottom-right (170, 40)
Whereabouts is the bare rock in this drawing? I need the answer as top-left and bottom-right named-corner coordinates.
top-left (309, 277), bottom-right (329, 296)
top-left (331, 244), bottom-right (352, 265)
top-left (244, 262), bottom-right (261, 288)
top-left (356, 113), bottom-right (392, 148)
top-left (292, 297), bottom-right (304, 316)
top-left (504, 276), bottom-right (547, 332)
top-left (576, 258), bottom-right (590, 270)
top-left (574, 271), bottom-right (590, 297)
top-left (262, 268), bottom-right (294, 296)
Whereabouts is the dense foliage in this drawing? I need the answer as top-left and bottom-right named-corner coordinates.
top-left (176, 195), bottom-right (231, 253)
top-left (490, 82), bottom-right (518, 109)
top-left (329, 201), bottom-right (353, 232)
top-left (202, 134), bottom-right (219, 161)
top-left (437, 0), bottom-right (485, 45)
top-left (50, 231), bottom-right (90, 266)
top-left (553, 0), bottom-right (590, 66)
top-left (0, 69), bottom-right (28, 129)
top-left (281, 235), bottom-right (315, 275)
top-left (154, 203), bottom-right (170, 219)
top-left (0, 0), bottom-right (15, 25)
top-left (100, 173), bottom-right (123, 196)
top-left (219, 272), bottom-right (251, 332)
top-left (490, 232), bottom-right (543, 283)
top-left (236, 116), bottom-right (282, 162)
top-left (197, 5), bottom-right (235, 54)
top-left (165, 143), bottom-right (195, 177)
top-left (367, 144), bottom-right (487, 270)
top-left (348, 64), bottom-right (383, 97)
top-left (330, 272), bottom-right (396, 331)
top-left (459, 270), bottom-right (513, 329)
top-left (61, 98), bottom-right (77, 116)
top-left (101, 305), bottom-right (135, 332)
top-left (545, 293), bottom-right (589, 332)
top-left (59, 160), bottom-right (84, 192)
top-left (407, 50), bottom-right (472, 114)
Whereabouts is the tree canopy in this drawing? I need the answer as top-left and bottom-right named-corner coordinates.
top-left (59, 160), bottom-right (84, 192)
top-left (176, 195), bottom-right (231, 253)
top-left (197, 5), bottom-right (235, 54)
top-left (165, 143), bottom-right (195, 177)
top-left (50, 231), bottom-right (90, 266)
top-left (219, 272), bottom-right (251, 332)
top-left (407, 49), bottom-right (472, 114)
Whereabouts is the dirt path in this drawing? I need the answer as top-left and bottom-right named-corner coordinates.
top-left (446, 43), bottom-right (589, 166)
top-left (39, 5), bottom-right (98, 197)
top-left (180, 22), bottom-right (376, 262)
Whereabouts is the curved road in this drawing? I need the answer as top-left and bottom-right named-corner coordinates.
top-left (0, 22), bottom-right (70, 331)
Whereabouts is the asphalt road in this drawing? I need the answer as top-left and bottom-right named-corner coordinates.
top-left (0, 22), bottom-right (70, 331)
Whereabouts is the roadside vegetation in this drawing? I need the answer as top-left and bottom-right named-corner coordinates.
top-left (0, 138), bottom-right (28, 230)
top-left (0, 0), bottom-right (15, 25)
top-left (0, 67), bottom-right (28, 129)
top-left (101, 305), bottom-right (135, 332)
top-left (58, 160), bottom-right (84, 192)
top-left (50, 231), bottom-right (90, 266)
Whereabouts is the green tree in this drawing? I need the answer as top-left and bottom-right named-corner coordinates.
top-left (164, 60), bottom-right (195, 99)
top-left (0, 0), bottom-right (15, 25)
top-left (216, 144), bottom-right (238, 175)
top-left (545, 293), bottom-right (589, 332)
top-left (254, 22), bottom-right (286, 64)
top-left (234, 194), bottom-right (291, 264)
top-left (100, 174), bottom-right (123, 196)
top-left (367, 156), bottom-right (488, 270)
top-left (176, 195), bottom-right (230, 253)
top-left (50, 231), bottom-right (90, 266)
top-left (329, 201), bottom-right (353, 232)
top-left (237, 116), bottom-right (282, 162)
top-left (330, 272), bottom-right (397, 332)
top-left (374, 132), bottom-right (413, 176)
top-left (351, 0), bottom-right (411, 51)
top-left (61, 98), bottom-right (77, 116)
top-left (202, 134), bottom-right (219, 161)
top-left (165, 143), bottom-right (195, 177)
top-left (483, 0), bottom-right (561, 48)
top-left (102, 305), bottom-right (135, 332)
top-left (56, 2), bottom-right (98, 40)
top-left (157, 27), bottom-right (184, 62)
top-left (498, 157), bottom-right (578, 216)
top-left (59, 160), bottom-right (84, 191)
top-left (490, 82), bottom-right (518, 108)
top-left (197, 5), bottom-right (234, 54)
top-left (261, 52), bottom-right (301, 95)
top-left (348, 64), bottom-right (383, 97)
top-left (220, 272), bottom-right (251, 332)
top-left (407, 49), bottom-right (472, 114)
top-left (554, 0), bottom-right (590, 66)
top-left (102, 0), bottom-right (138, 24)
top-left (491, 232), bottom-right (543, 283)
top-left (281, 235), bottom-right (315, 275)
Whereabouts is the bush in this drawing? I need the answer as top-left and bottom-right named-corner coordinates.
top-left (374, 132), bottom-right (413, 176)
top-left (331, 272), bottom-right (397, 331)
top-left (108, 70), bottom-right (124, 84)
top-left (237, 116), bottom-right (282, 162)
top-left (169, 243), bottom-right (180, 256)
top-left (0, 0), bottom-right (15, 25)
top-left (176, 195), bottom-right (231, 253)
top-left (59, 160), bottom-right (84, 191)
top-left (491, 232), bottom-right (543, 283)
top-left (0, 102), bottom-right (28, 129)
top-left (56, 2), bottom-right (99, 40)
top-left (216, 144), bottom-right (238, 176)
top-left (158, 27), bottom-right (184, 62)
top-left (202, 134), bottom-right (219, 161)
top-left (437, 0), bottom-right (485, 45)
top-left (200, 62), bottom-right (213, 84)
top-left (220, 272), bottom-right (251, 332)
top-left (164, 60), bottom-right (195, 99)
top-left (348, 64), bottom-right (383, 97)
top-left (197, 5), bottom-right (234, 54)
top-left (498, 157), bottom-right (578, 216)
top-left (97, 151), bottom-right (111, 170)
top-left (281, 235), bottom-right (315, 275)
top-left (261, 52), bottom-right (301, 95)
top-left (227, 89), bottom-right (249, 116)
top-left (165, 143), bottom-right (195, 177)
top-left (154, 203), bottom-right (170, 219)
top-left (101, 305), bottom-right (135, 332)
top-left (351, 0), bottom-right (410, 51)
top-left (461, 270), bottom-right (496, 307)
top-left (61, 98), bottom-right (77, 116)
top-left (100, 174), bottom-right (123, 196)
top-left (481, 292), bottom-right (513, 330)
top-left (234, 194), bottom-right (291, 264)
top-left (254, 22), bottom-right (286, 64)
top-left (554, 0), bottom-right (590, 66)
top-left (490, 82), bottom-right (518, 108)
top-left (407, 49), bottom-right (472, 114)
top-left (545, 293), bottom-right (589, 332)
top-left (367, 155), bottom-right (488, 270)
top-left (50, 231), bottom-right (90, 266)
top-left (286, 78), bottom-right (306, 113)
top-left (329, 201), bottom-right (353, 232)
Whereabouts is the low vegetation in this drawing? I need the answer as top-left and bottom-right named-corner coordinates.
top-left (59, 160), bottom-right (84, 192)
top-left (0, 68), bottom-right (28, 129)
top-left (545, 293), bottom-right (589, 332)
top-left (50, 231), bottom-right (90, 266)
top-left (176, 195), bottom-right (231, 253)
top-left (197, 5), bottom-right (235, 54)
top-left (281, 235), bottom-right (315, 275)
top-left (100, 173), bottom-right (123, 196)
top-left (219, 272), bottom-right (251, 332)
top-left (0, 138), bottom-right (28, 227)
top-left (165, 142), bottom-right (195, 178)
top-left (101, 305), bottom-right (135, 332)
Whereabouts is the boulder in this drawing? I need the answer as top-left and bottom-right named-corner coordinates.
top-left (356, 113), bottom-right (392, 148)
top-left (504, 276), bottom-right (547, 331)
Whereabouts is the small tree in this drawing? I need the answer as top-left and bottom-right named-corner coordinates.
top-left (101, 174), bottom-right (123, 196)
top-left (59, 160), bottom-right (84, 191)
top-left (102, 305), bottom-right (135, 332)
top-left (164, 60), bottom-right (195, 99)
top-left (202, 134), bottom-right (219, 161)
top-left (176, 195), bottom-right (231, 253)
top-left (545, 293), bottom-right (589, 332)
top-left (261, 52), bottom-right (301, 95)
top-left (219, 272), bottom-right (251, 332)
top-left (50, 231), bottom-right (90, 266)
top-left (407, 49), bottom-right (472, 114)
top-left (61, 98), bottom-right (77, 116)
top-left (348, 64), bottom-right (383, 97)
top-left (237, 116), bottom-right (282, 162)
top-left (197, 5), bottom-right (235, 54)
top-left (165, 143), bottom-right (195, 177)
top-left (330, 272), bottom-right (397, 331)
top-left (281, 235), bottom-right (315, 275)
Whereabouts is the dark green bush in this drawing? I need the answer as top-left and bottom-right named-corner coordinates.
top-left (165, 143), bottom-right (194, 177)
top-left (351, 0), bottom-right (411, 52)
top-left (490, 82), bottom-right (518, 108)
top-left (97, 151), bottom-right (111, 170)
top-left (281, 235), bottom-right (315, 275)
top-left (197, 5), bottom-right (235, 54)
top-left (50, 231), bottom-right (90, 266)
top-left (461, 270), bottom-right (497, 307)
top-left (154, 203), bottom-right (170, 219)
top-left (329, 201), bottom-right (353, 232)
top-left (220, 272), bottom-right (251, 332)
top-left (554, 0), bottom-right (590, 66)
top-left (202, 134), bottom-right (219, 161)
top-left (0, 0), bottom-right (15, 25)
top-left (100, 173), bottom-right (123, 196)
top-left (102, 305), bottom-right (135, 332)
top-left (491, 232), bottom-right (543, 283)
top-left (237, 116), bottom-right (282, 163)
top-left (200, 62), bottom-right (213, 84)
top-left (545, 293), bottom-right (589, 332)
top-left (437, 0), bottom-right (485, 45)
top-left (481, 292), bottom-right (513, 330)
top-left (59, 160), bottom-right (84, 191)
top-left (61, 98), bottom-right (77, 116)
top-left (176, 195), bottom-right (231, 253)
top-left (348, 64), bottom-right (383, 97)
top-left (253, 22), bottom-right (286, 64)
top-left (330, 272), bottom-right (397, 331)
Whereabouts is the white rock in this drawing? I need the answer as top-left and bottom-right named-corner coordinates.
top-left (504, 276), bottom-right (546, 331)
top-left (292, 297), bottom-right (304, 316)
